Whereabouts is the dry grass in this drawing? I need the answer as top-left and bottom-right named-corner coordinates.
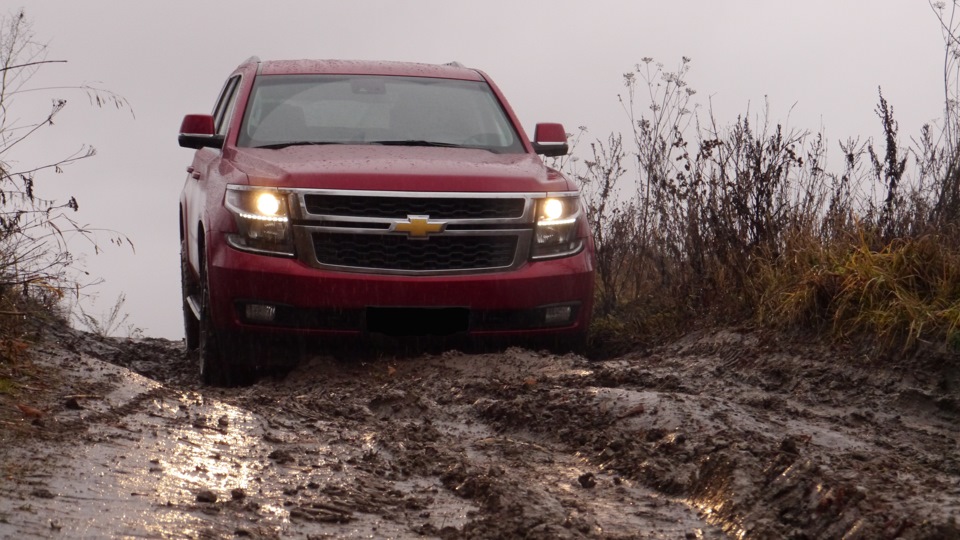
top-left (760, 233), bottom-right (960, 353)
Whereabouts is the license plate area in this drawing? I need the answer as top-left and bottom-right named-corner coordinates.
top-left (365, 307), bottom-right (469, 336)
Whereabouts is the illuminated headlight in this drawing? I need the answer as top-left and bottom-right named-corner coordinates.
top-left (543, 198), bottom-right (565, 221)
top-left (532, 195), bottom-right (584, 259)
top-left (255, 192), bottom-right (282, 217)
top-left (224, 186), bottom-right (294, 256)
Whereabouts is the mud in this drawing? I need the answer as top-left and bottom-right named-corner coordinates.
top-left (1, 325), bottom-right (958, 539)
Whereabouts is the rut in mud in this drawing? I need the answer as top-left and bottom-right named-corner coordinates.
top-left (1, 325), bottom-right (958, 539)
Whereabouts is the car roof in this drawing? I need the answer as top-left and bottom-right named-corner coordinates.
top-left (249, 59), bottom-right (485, 81)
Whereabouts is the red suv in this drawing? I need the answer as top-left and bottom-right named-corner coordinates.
top-left (179, 58), bottom-right (594, 385)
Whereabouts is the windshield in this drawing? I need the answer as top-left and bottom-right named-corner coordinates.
top-left (237, 74), bottom-right (525, 153)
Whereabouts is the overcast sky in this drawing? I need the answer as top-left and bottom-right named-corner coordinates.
top-left (8, 1), bottom-right (948, 339)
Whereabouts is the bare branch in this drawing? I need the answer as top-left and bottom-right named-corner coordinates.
top-left (0, 59), bottom-right (66, 73)
top-left (0, 10), bottom-right (133, 330)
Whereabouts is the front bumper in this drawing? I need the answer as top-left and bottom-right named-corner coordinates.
top-left (207, 232), bottom-right (594, 339)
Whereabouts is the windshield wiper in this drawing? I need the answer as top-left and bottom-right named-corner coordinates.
top-left (253, 141), bottom-right (347, 149)
top-left (366, 140), bottom-right (464, 148)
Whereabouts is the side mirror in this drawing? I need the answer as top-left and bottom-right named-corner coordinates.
top-left (178, 114), bottom-right (224, 150)
top-left (532, 123), bottom-right (569, 157)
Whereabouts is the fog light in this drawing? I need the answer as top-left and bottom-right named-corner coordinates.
top-left (543, 305), bottom-right (573, 326)
top-left (245, 304), bottom-right (277, 322)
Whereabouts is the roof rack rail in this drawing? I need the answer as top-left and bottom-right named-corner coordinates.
top-left (443, 61), bottom-right (465, 68)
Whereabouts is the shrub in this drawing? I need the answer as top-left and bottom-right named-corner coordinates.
top-left (573, 4), bottom-right (960, 358)
top-left (0, 9), bottom-right (130, 388)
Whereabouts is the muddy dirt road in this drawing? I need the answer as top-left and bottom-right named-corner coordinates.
top-left (1, 326), bottom-right (958, 539)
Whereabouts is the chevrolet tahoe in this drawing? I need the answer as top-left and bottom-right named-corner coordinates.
top-left (179, 57), bottom-right (595, 385)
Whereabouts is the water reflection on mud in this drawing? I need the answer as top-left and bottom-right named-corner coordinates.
top-left (49, 388), bottom-right (280, 538)
top-left (133, 393), bottom-right (279, 537)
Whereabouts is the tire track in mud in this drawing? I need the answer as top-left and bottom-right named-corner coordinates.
top-left (574, 332), bottom-right (960, 539)
top-left (229, 349), bottom-right (724, 539)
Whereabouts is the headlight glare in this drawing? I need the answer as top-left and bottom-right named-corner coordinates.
top-left (225, 186), bottom-right (294, 256)
top-left (256, 192), bottom-right (282, 216)
top-left (532, 195), bottom-right (584, 260)
top-left (543, 198), bottom-right (565, 221)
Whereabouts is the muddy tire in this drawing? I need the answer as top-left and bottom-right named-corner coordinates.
top-left (181, 244), bottom-right (200, 351)
top-left (198, 254), bottom-right (254, 387)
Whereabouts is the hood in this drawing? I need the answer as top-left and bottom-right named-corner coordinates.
top-left (226, 145), bottom-right (574, 193)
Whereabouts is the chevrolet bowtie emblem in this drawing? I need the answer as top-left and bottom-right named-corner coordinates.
top-left (391, 215), bottom-right (446, 239)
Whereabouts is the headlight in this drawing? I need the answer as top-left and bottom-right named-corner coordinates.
top-left (224, 186), bottom-right (294, 256)
top-left (542, 198), bottom-right (565, 221)
top-left (532, 195), bottom-right (584, 259)
top-left (255, 192), bottom-right (282, 217)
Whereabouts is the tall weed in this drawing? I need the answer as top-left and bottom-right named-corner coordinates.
top-left (575, 37), bottom-right (960, 357)
top-left (0, 10), bottom-right (131, 393)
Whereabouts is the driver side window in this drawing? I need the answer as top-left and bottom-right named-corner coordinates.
top-left (212, 76), bottom-right (241, 136)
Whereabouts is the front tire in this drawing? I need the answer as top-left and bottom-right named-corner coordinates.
top-left (181, 242), bottom-right (200, 351)
top-left (198, 252), bottom-right (254, 387)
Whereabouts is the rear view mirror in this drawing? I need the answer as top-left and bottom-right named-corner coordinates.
top-left (532, 123), bottom-right (569, 157)
top-left (179, 114), bottom-right (224, 150)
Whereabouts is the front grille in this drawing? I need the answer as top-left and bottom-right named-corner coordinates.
top-left (304, 194), bottom-right (525, 220)
top-left (313, 232), bottom-right (518, 271)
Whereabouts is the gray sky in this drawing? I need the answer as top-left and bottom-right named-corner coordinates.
top-left (9, 1), bottom-right (947, 339)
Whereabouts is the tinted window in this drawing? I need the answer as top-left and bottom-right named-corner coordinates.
top-left (237, 75), bottom-right (524, 153)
